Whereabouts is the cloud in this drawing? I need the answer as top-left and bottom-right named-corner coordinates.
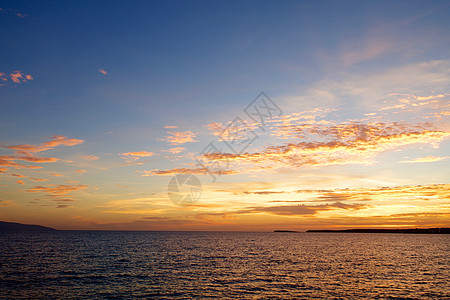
top-left (26, 184), bottom-right (88, 195)
top-left (281, 184), bottom-right (450, 203)
top-left (0, 136), bottom-right (84, 172)
top-left (243, 202), bottom-right (367, 216)
top-left (280, 59), bottom-right (450, 111)
top-left (160, 131), bottom-right (197, 145)
top-left (6, 135), bottom-right (84, 154)
top-left (120, 151), bottom-right (155, 162)
top-left (164, 147), bottom-right (186, 154)
top-left (200, 121), bottom-right (450, 173)
top-left (16, 180), bottom-right (25, 185)
top-left (75, 169), bottom-right (87, 173)
top-left (81, 155), bottom-right (100, 161)
top-left (400, 156), bottom-right (449, 163)
top-left (15, 156), bottom-right (60, 163)
top-left (164, 125), bottom-right (178, 129)
top-left (11, 173), bottom-right (27, 178)
top-left (120, 151), bottom-right (155, 158)
top-left (56, 204), bottom-right (71, 208)
top-left (0, 156), bottom-right (43, 170)
top-left (0, 200), bottom-right (13, 207)
top-left (98, 68), bottom-right (107, 75)
top-left (29, 178), bottom-right (48, 182)
top-left (244, 191), bottom-right (286, 195)
top-left (1, 70), bottom-right (34, 84)
top-left (143, 167), bottom-right (237, 176)
top-left (204, 122), bottom-right (224, 136)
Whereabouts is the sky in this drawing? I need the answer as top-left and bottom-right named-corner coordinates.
top-left (0, 0), bottom-right (449, 231)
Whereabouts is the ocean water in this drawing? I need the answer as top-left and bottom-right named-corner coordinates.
top-left (0, 231), bottom-right (448, 299)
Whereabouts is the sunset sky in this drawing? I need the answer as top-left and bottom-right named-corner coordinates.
top-left (1, 0), bottom-right (449, 230)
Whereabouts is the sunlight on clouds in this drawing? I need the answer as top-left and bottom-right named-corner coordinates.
top-left (159, 131), bottom-right (197, 145)
top-left (400, 156), bottom-right (449, 163)
top-left (0, 70), bottom-right (34, 85)
top-left (120, 151), bottom-right (155, 162)
top-left (26, 184), bottom-right (88, 195)
top-left (0, 136), bottom-right (84, 172)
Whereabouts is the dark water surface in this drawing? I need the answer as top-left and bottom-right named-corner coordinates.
top-left (0, 231), bottom-right (448, 299)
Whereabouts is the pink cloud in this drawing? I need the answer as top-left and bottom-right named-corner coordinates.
top-left (81, 155), bottom-right (100, 161)
top-left (5, 70), bottom-right (34, 84)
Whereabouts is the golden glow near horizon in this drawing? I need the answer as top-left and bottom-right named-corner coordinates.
top-left (1, 88), bottom-right (449, 230)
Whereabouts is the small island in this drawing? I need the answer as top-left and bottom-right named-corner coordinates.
top-left (0, 221), bottom-right (57, 231)
top-left (306, 228), bottom-right (450, 234)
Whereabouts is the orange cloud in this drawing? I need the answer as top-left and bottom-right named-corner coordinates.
top-left (161, 131), bottom-right (197, 145)
top-left (0, 156), bottom-right (44, 170)
top-left (27, 184), bottom-right (88, 195)
top-left (120, 151), bottom-right (155, 162)
top-left (15, 156), bottom-right (60, 163)
top-left (0, 136), bottom-right (84, 171)
top-left (75, 169), bottom-right (87, 173)
top-left (8, 70), bottom-right (34, 84)
top-left (81, 155), bottom-right (100, 161)
top-left (165, 147), bottom-right (186, 154)
top-left (121, 151), bottom-right (155, 158)
top-left (246, 184), bottom-right (450, 204)
top-left (241, 202), bottom-right (367, 216)
top-left (16, 180), bottom-right (25, 185)
top-left (205, 122), bottom-right (224, 136)
top-left (98, 69), bottom-right (107, 75)
top-left (29, 178), bottom-right (48, 182)
top-left (7, 135), bottom-right (84, 155)
top-left (164, 125), bottom-right (178, 129)
top-left (200, 122), bottom-right (450, 173)
top-left (143, 167), bottom-right (237, 176)
top-left (11, 173), bottom-right (27, 178)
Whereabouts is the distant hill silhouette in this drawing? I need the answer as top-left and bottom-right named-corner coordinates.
top-left (0, 221), bottom-right (56, 231)
top-left (306, 228), bottom-right (449, 234)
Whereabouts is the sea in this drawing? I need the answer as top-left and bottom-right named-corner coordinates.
top-left (0, 231), bottom-right (448, 299)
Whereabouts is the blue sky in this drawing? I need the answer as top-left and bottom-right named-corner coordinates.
top-left (1, 1), bottom-right (449, 230)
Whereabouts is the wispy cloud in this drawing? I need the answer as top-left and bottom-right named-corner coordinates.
top-left (195, 121), bottom-right (450, 174)
top-left (143, 167), bottom-right (237, 176)
top-left (26, 184), bottom-right (88, 195)
top-left (241, 202), bottom-right (367, 216)
top-left (6, 135), bottom-right (84, 154)
top-left (11, 173), bottom-right (27, 178)
top-left (0, 136), bottom-right (84, 172)
top-left (120, 151), bottom-right (155, 162)
top-left (400, 156), bottom-right (449, 163)
top-left (80, 155), bottom-right (100, 161)
top-left (160, 131), bottom-right (197, 145)
top-left (98, 68), bottom-right (107, 75)
top-left (164, 147), bottom-right (186, 154)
